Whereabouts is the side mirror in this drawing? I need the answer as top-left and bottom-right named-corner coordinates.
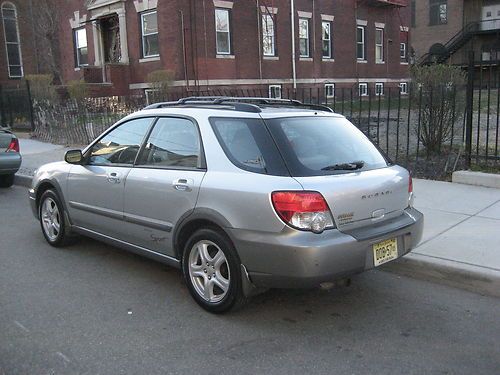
top-left (64, 149), bottom-right (83, 164)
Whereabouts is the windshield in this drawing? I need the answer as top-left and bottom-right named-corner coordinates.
top-left (265, 116), bottom-right (388, 177)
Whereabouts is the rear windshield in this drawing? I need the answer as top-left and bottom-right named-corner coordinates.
top-left (265, 116), bottom-right (388, 177)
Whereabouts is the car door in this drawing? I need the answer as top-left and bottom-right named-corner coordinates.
top-left (66, 117), bottom-right (155, 238)
top-left (121, 116), bottom-right (206, 256)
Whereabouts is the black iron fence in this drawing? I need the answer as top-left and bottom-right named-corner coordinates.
top-left (0, 81), bottom-right (34, 130)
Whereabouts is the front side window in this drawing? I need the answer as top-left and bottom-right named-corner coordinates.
top-left (262, 14), bottom-right (275, 56)
top-left (88, 118), bottom-right (154, 166)
top-left (210, 117), bottom-right (287, 175)
top-left (399, 82), bottom-right (408, 95)
top-left (356, 26), bottom-right (366, 60)
top-left (430, 0), bottom-right (447, 25)
top-left (266, 117), bottom-right (388, 176)
top-left (269, 85), bottom-right (282, 99)
top-left (74, 27), bottom-right (88, 67)
top-left (299, 18), bottom-right (309, 57)
top-left (1, 2), bottom-right (23, 78)
top-left (215, 8), bottom-right (231, 54)
top-left (322, 21), bottom-right (332, 58)
top-left (375, 28), bottom-right (384, 63)
top-left (400, 42), bottom-right (407, 61)
top-left (141, 10), bottom-right (159, 57)
top-left (138, 117), bottom-right (200, 169)
top-left (375, 82), bottom-right (384, 96)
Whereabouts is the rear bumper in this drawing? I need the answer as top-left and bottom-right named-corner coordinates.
top-left (0, 153), bottom-right (21, 174)
top-left (229, 207), bottom-right (424, 289)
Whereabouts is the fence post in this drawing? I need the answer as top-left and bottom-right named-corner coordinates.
top-left (26, 80), bottom-right (35, 132)
top-left (465, 51), bottom-right (475, 169)
top-left (0, 84), bottom-right (5, 127)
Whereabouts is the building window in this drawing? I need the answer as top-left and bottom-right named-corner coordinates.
top-left (262, 13), bottom-right (275, 56)
top-left (375, 82), bottom-right (384, 96)
top-left (430, 0), bottom-right (447, 25)
top-left (375, 28), bottom-right (384, 63)
top-left (215, 8), bottom-right (231, 55)
top-left (1, 2), bottom-right (23, 78)
top-left (358, 83), bottom-right (368, 97)
top-left (269, 85), bottom-right (282, 99)
top-left (322, 21), bottom-right (332, 58)
top-left (299, 18), bottom-right (310, 57)
top-left (141, 10), bottom-right (159, 58)
top-left (73, 27), bottom-right (88, 67)
top-left (356, 26), bottom-right (366, 61)
top-left (325, 83), bottom-right (335, 98)
top-left (399, 82), bottom-right (409, 95)
top-left (400, 42), bottom-right (407, 61)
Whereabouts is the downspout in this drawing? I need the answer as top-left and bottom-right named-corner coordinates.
top-left (202, 0), bottom-right (209, 90)
top-left (180, 10), bottom-right (189, 92)
top-left (291, 0), bottom-right (297, 90)
top-left (257, 0), bottom-right (263, 81)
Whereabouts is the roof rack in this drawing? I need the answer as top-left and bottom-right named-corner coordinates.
top-left (143, 96), bottom-right (334, 113)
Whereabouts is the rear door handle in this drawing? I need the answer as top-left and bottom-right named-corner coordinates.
top-left (173, 178), bottom-right (193, 191)
top-left (107, 172), bottom-right (121, 184)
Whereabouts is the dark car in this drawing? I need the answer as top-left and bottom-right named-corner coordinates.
top-left (0, 128), bottom-right (21, 188)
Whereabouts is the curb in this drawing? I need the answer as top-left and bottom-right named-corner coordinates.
top-left (14, 173), bottom-right (33, 188)
top-left (382, 252), bottom-right (500, 299)
top-left (452, 170), bottom-right (500, 189)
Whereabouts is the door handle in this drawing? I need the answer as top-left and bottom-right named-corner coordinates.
top-left (107, 172), bottom-right (121, 184)
top-left (173, 178), bottom-right (193, 191)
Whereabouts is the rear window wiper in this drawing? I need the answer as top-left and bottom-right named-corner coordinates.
top-left (321, 161), bottom-right (365, 171)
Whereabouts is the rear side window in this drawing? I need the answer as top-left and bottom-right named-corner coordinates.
top-left (266, 116), bottom-right (388, 176)
top-left (138, 117), bottom-right (201, 168)
top-left (210, 117), bottom-right (288, 176)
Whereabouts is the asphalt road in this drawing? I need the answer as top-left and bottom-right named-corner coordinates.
top-left (1, 186), bottom-right (499, 375)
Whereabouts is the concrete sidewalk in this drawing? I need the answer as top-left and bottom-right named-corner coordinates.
top-left (13, 138), bottom-right (500, 298)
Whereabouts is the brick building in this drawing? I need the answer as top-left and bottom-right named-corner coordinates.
top-left (411, 0), bottom-right (500, 66)
top-left (2, 0), bottom-right (412, 97)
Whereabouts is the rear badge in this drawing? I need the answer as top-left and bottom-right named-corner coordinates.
top-left (362, 191), bottom-right (392, 199)
top-left (337, 212), bottom-right (354, 225)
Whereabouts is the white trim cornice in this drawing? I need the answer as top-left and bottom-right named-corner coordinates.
top-left (297, 11), bottom-right (312, 18)
top-left (321, 14), bottom-right (334, 22)
top-left (213, 0), bottom-right (233, 9)
top-left (260, 6), bottom-right (278, 14)
top-left (69, 11), bottom-right (87, 29)
top-left (133, 0), bottom-right (157, 13)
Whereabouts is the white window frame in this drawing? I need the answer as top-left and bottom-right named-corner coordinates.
top-left (325, 83), bottom-right (335, 98)
top-left (1, 2), bottom-right (23, 78)
top-left (145, 89), bottom-right (159, 105)
top-left (215, 8), bottom-right (231, 55)
top-left (356, 26), bottom-right (366, 61)
top-left (322, 21), bottom-right (332, 58)
top-left (400, 42), bottom-right (407, 60)
top-left (375, 82), bottom-right (384, 96)
top-left (359, 83), bottom-right (368, 97)
top-left (399, 82), bottom-right (409, 95)
top-left (74, 27), bottom-right (88, 67)
top-left (141, 10), bottom-right (159, 58)
top-left (269, 85), bottom-right (282, 99)
top-left (375, 28), bottom-right (384, 63)
top-left (262, 13), bottom-right (275, 56)
top-left (299, 18), bottom-right (310, 57)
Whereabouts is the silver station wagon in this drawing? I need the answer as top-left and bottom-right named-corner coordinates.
top-left (29, 97), bottom-right (423, 313)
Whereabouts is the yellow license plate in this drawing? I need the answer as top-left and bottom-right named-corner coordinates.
top-left (373, 238), bottom-right (398, 267)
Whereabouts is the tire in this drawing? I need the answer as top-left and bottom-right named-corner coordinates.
top-left (182, 228), bottom-right (247, 313)
top-left (0, 174), bottom-right (14, 188)
top-left (39, 189), bottom-right (73, 247)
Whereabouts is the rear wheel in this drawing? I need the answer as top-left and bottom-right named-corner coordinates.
top-left (0, 174), bottom-right (14, 188)
top-left (182, 228), bottom-right (246, 313)
top-left (39, 189), bottom-right (72, 247)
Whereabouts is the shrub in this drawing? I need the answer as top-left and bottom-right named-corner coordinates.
top-left (25, 74), bottom-right (58, 103)
top-left (410, 65), bottom-right (466, 154)
top-left (146, 69), bottom-right (175, 102)
top-left (67, 80), bottom-right (89, 103)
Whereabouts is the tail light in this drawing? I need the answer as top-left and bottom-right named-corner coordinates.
top-left (6, 138), bottom-right (19, 153)
top-left (271, 191), bottom-right (335, 233)
top-left (408, 173), bottom-right (414, 207)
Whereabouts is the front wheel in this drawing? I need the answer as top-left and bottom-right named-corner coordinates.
top-left (182, 228), bottom-right (246, 313)
top-left (39, 189), bottom-right (72, 247)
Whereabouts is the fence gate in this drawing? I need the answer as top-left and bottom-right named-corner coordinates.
top-left (0, 81), bottom-right (34, 130)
